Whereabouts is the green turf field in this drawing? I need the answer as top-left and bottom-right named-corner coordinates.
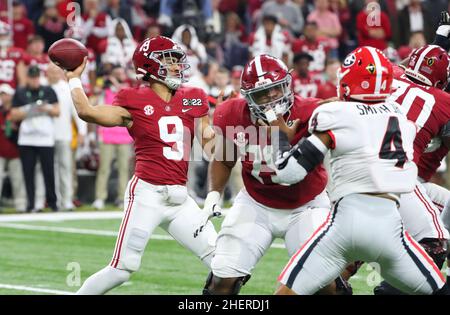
top-left (0, 210), bottom-right (432, 295)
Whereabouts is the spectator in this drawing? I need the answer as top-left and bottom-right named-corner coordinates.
top-left (144, 23), bottom-right (161, 40)
top-left (209, 67), bottom-right (234, 99)
top-left (158, 0), bottom-right (214, 32)
top-left (0, 83), bottom-right (26, 212)
top-left (397, 0), bottom-right (433, 47)
top-left (291, 52), bottom-right (321, 98)
top-left (105, 0), bottom-right (133, 29)
top-left (92, 66), bottom-right (133, 209)
top-left (260, 0), bottom-right (304, 36)
top-left (130, 0), bottom-right (154, 40)
top-left (8, 66), bottom-right (60, 212)
top-left (82, 0), bottom-right (112, 55)
top-left (307, 0), bottom-right (342, 50)
top-left (248, 14), bottom-right (291, 61)
top-left (0, 21), bottom-right (27, 89)
top-left (47, 63), bottom-right (76, 211)
top-left (7, 0), bottom-right (35, 50)
top-left (222, 12), bottom-right (249, 69)
top-left (101, 18), bottom-right (136, 69)
top-left (172, 24), bottom-right (208, 88)
top-left (292, 21), bottom-right (332, 78)
top-left (37, 3), bottom-right (67, 51)
top-left (356, 0), bottom-right (392, 51)
top-left (316, 58), bottom-right (340, 99)
top-left (230, 65), bottom-right (243, 96)
top-left (24, 35), bottom-right (50, 85)
top-left (397, 31), bottom-right (427, 60)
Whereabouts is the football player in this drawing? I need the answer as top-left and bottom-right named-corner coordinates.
top-left (201, 54), bottom-right (351, 295)
top-left (63, 36), bottom-right (218, 294)
top-left (273, 46), bottom-right (449, 295)
top-left (0, 21), bottom-right (26, 89)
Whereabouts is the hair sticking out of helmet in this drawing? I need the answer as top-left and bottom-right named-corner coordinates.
top-left (132, 36), bottom-right (190, 90)
top-left (404, 45), bottom-right (450, 90)
top-left (337, 46), bottom-right (393, 102)
top-left (240, 54), bottom-right (294, 123)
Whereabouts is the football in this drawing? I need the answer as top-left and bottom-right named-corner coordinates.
top-left (48, 38), bottom-right (88, 71)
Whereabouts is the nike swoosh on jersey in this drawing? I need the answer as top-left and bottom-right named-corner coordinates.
top-left (182, 108), bottom-right (192, 113)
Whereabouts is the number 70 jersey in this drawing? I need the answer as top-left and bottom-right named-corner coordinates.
top-left (309, 101), bottom-right (418, 202)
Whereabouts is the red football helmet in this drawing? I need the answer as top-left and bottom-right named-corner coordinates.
top-left (404, 45), bottom-right (450, 90)
top-left (338, 46), bottom-right (393, 102)
top-left (241, 54), bottom-right (293, 122)
top-left (133, 36), bottom-right (190, 90)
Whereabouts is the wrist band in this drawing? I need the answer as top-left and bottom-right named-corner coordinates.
top-left (68, 78), bottom-right (83, 91)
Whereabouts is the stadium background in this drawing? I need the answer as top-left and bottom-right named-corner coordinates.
top-left (0, 0), bottom-right (448, 295)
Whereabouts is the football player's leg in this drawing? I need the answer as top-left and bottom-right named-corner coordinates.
top-left (423, 182), bottom-right (450, 284)
top-left (162, 196), bottom-right (217, 268)
top-left (285, 206), bottom-right (351, 294)
top-left (397, 183), bottom-right (448, 267)
top-left (380, 227), bottom-right (447, 295)
top-left (203, 192), bottom-right (274, 295)
top-left (77, 176), bottom-right (164, 294)
top-left (277, 201), bottom-right (348, 295)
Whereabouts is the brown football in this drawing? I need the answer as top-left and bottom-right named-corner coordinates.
top-left (48, 38), bottom-right (88, 71)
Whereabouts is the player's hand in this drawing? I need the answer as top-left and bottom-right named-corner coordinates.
top-left (436, 11), bottom-right (450, 37)
top-left (267, 113), bottom-right (300, 142)
top-left (194, 191), bottom-right (222, 238)
top-left (271, 135), bottom-right (308, 185)
top-left (65, 57), bottom-right (88, 80)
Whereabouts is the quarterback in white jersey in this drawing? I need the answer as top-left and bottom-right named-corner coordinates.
top-left (273, 47), bottom-right (449, 295)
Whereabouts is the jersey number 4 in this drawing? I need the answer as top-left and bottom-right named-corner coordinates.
top-left (379, 116), bottom-right (407, 168)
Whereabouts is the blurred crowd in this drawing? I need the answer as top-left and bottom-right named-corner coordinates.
top-left (1, 0), bottom-right (450, 212)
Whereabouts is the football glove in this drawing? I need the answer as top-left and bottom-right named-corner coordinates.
top-left (436, 11), bottom-right (450, 38)
top-left (193, 191), bottom-right (222, 238)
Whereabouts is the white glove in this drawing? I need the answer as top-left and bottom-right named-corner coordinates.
top-left (436, 11), bottom-right (450, 37)
top-left (193, 191), bottom-right (222, 238)
top-left (272, 151), bottom-right (307, 185)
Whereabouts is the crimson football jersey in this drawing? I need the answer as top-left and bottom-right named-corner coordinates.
top-left (0, 47), bottom-right (25, 88)
top-left (292, 37), bottom-right (331, 76)
top-left (113, 85), bottom-right (209, 185)
top-left (24, 53), bottom-right (50, 76)
top-left (417, 145), bottom-right (448, 182)
top-left (292, 72), bottom-right (321, 98)
top-left (390, 67), bottom-right (450, 163)
top-left (213, 95), bottom-right (328, 209)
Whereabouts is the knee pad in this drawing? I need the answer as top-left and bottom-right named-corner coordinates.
top-left (202, 272), bottom-right (251, 295)
top-left (419, 238), bottom-right (448, 269)
top-left (120, 228), bottom-right (149, 272)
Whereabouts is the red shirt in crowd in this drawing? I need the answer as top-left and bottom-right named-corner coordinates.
top-left (0, 110), bottom-right (19, 159)
top-left (291, 72), bottom-right (322, 98)
top-left (356, 9), bottom-right (392, 51)
top-left (11, 17), bottom-right (35, 50)
top-left (292, 37), bottom-right (331, 76)
top-left (316, 80), bottom-right (337, 99)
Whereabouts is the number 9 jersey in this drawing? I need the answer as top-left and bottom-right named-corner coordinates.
top-left (112, 85), bottom-right (209, 185)
top-left (309, 100), bottom-right (418, 202)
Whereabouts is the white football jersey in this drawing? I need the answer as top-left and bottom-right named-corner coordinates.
top-left (308, 101), bottom-right (418, 202)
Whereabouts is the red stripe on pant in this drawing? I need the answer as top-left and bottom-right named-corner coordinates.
top-left (278, 210), bottom-right (332, 282)
top-left (404, 231), bottom-right (446, 283)
top-left (111, 176), bottom-right (139, 268)
top-left (414, 187), bottom-right (444, 239)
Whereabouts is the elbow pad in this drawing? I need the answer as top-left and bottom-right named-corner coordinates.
top-left (278, 134), bottom-right (328, 172)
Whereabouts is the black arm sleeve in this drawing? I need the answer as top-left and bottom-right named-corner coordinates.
top-left (432, 34), bottom-right (450, 51)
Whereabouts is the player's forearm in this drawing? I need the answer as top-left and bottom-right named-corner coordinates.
top-left (70, 87), bottom-right (98, 124)
top-left (208, 159), bottom-right (234, 195)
